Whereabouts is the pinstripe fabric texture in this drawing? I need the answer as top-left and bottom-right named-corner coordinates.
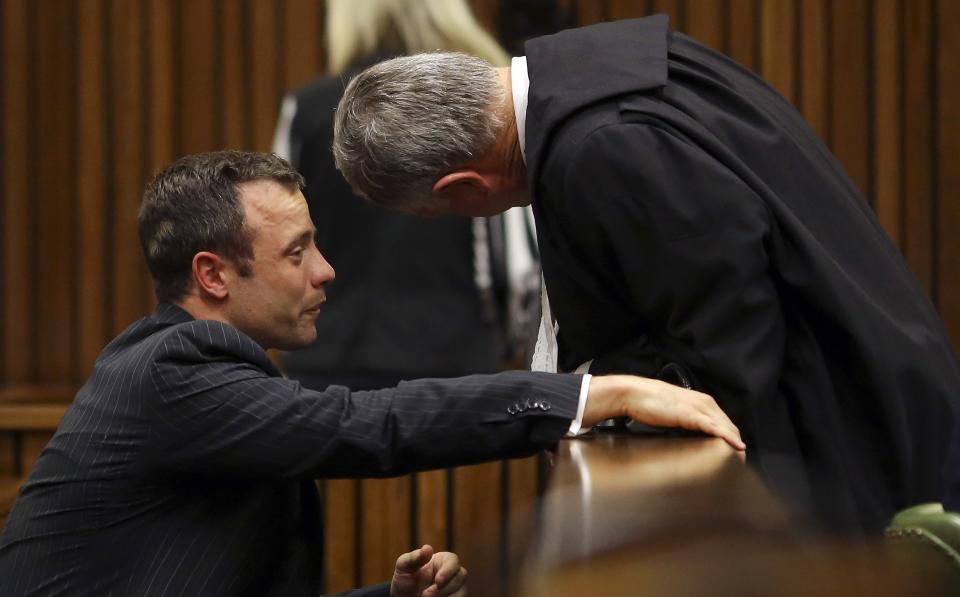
top-left (0, 303), bottom-right (580, 596)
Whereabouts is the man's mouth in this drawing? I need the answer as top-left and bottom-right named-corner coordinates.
top-left (303, 298), bottom-right (326, 314)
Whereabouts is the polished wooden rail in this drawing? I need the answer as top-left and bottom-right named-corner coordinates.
top-left (0, 385), bottom-right (72, 479)
top-left (0, 405), bottom-right (69, 431)
top-left (0, 384), bottom-right (72, 527)
top-left (0, 383), bottom-right (72, 430)
top-left (517, 433), bottom-right (937, 596)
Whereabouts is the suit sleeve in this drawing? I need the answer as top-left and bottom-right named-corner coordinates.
top-left (548, 122), bottom-right (786, 435)
top-left (144, 324), bottom-right (579, 479)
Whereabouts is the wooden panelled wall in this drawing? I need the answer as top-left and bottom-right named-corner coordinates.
top-left (1, 0), bottom-right (958, 592)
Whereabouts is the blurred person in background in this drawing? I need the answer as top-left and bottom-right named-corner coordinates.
top-left (273, 0), bottom-right (541, 392)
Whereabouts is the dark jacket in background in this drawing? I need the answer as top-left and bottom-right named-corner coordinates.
top-left (524, 15), bottom-right (960, 533)
top-left (0, 303), bottom-right (580, 596)
top-left (944, 419), bottom-right (960, 512)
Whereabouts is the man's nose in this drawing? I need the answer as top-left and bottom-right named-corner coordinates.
top-left (311, 250), bottom-right (335, 287)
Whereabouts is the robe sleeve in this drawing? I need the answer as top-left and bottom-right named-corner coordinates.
top-left (546, 122), bottom-right (787, 433)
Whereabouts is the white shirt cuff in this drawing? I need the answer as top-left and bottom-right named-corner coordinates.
top-left (566, 373), bottom-right (592, 436)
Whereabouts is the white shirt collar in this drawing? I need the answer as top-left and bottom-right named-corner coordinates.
top-left (510, 56), bottom-right (529, 164)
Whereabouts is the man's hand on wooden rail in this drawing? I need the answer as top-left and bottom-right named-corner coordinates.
top-left (584, 376), bottom-right (746, 451)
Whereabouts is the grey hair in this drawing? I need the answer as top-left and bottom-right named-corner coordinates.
top-left (333, 52), bottom-right (506, 210)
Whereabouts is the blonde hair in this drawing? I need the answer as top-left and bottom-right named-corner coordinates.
top-left (326, 0), bottom-right (510, 73)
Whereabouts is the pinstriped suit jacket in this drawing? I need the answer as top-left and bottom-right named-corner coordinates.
top-left (0, 303), bottom-right (580, 596)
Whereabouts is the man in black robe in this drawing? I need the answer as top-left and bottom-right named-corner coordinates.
top-left (331, 15), bottom-right (960, 533)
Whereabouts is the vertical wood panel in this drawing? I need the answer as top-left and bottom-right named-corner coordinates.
top-left (147, 0), bottom-right (175, 179)
top-left (360, 477), bottom-right (411, 586)
top-left (727, 0), bottom-right (759, 72)
top-left (829, 0), bottom-right (870, 196)
top-left (760, 0), bottom-right (796, 104)
top-left (77, 0), bottom-right (108, 378)
top-left (873, 0), bottom-right (902, 245)
top-left (221, 0), bottom-right (250, 149)
top-left (936, 0), bottom-right (960, 343)
top-left (453, 462), bottom-right (502, 588)
top-left (35, 0), bottom-right (76, 382)
top-left (577, 0), bottom-right (607, 25)
top-left (249, 0), bottom-right (281, 151)
top-left (652, 0), bottom-right (683, 31)
top-left (686, 0), bottom-right (724, 51)
top-left (147, 0), bottom-right (176, 168)
top-left (145, 0), bottom-right (175, 308)
top-left (109, 0), bottom-right (148, 334)
top-left (902, 0), bottom-right (934, 291)
top-left (416, 469), bottom-right (449, 550)
top-left (179, 0), bottom-right (217, 154)
top-left (799, 0), bottom-right (828, 140)
top-left (2, 0), bottom-right (32, 383)
top-left (506, 456), bottom-right (539, 580)
top-left (608, 0), bottom-right (650, 21)
top-left (0, 435), bottom-right (14, 476)
top-left (324, 479), bottom-right (358, 593)
top-left (281, 0), bottom-right (323, 93)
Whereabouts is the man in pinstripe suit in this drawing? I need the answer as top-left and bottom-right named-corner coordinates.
top-left (0, 151), bottom-right (741, 596)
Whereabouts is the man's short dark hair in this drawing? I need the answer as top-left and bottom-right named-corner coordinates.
top-left (139, 150), bottom-right (305, 303)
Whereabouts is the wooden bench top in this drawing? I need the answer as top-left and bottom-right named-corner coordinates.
top-left (0, 383), bottom-right (75, 404)
top-left (0, 384), bottom-right (74, 431)
top-left (0, 404), bottom-right (69, 430)
top-left (519, 432), bottom-right (933, 596)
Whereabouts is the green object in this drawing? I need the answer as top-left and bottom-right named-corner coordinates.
top-left (886, 503), bottom-right (960, 593)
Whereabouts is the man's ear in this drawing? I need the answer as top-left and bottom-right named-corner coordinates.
top-left (432, 170), bottom-right (492, 208)
top-left (192, 252), bottom-right (230, 299)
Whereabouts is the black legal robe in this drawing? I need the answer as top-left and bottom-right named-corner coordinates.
top-left (523, 15), bottom-right (960, 532)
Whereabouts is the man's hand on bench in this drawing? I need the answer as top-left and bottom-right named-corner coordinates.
top-left (584, 375), bottom-right (746, 450)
